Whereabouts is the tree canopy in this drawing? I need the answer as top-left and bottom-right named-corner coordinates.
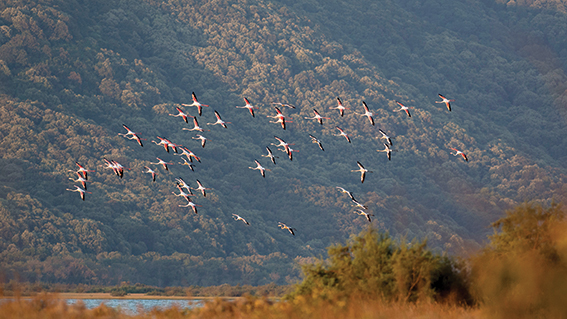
top-left (289, 228), bottom-right (471, 304)
top-left (0, 0), bottom-right (566, 286)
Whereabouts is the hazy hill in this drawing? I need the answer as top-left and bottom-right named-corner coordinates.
top-left (0, 0), bottom-right (566, 286)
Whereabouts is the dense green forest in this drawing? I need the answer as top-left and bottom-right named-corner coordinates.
top-left (0, 0), bottom-right (566, 286)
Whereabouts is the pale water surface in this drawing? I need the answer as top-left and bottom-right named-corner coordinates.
top-left (65, 298), bottom-right (204, 314)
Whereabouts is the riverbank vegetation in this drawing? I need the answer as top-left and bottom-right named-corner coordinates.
top-left (0, 282), bottom-right (290, 298)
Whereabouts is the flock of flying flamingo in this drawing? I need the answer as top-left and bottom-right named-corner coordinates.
top-left (67, 92), bottom-right (466, 236)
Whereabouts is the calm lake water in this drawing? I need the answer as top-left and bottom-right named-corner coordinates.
top-left (65, 299), bottom-right (205, 314)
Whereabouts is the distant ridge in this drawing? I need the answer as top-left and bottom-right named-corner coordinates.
top-left (0, 0), bottom-right (565, 286)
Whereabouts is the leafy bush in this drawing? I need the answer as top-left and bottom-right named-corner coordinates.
top-left (109, 288), bottom-right (128, 297)
top-left (288, 228), bottom-right (471, 304)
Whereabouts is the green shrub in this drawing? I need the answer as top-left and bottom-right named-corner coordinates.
top-left (109, 288), bottom-right (128, 297)
top-left (288, 228), bottom-right (471, 304)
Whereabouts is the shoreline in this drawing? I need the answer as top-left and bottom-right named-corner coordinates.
top-left (0, 293), bottom-right (236, 300)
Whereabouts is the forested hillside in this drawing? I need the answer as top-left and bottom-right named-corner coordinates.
top-left (0, 0), bottom-right (566, 286)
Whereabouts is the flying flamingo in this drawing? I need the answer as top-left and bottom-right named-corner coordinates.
top-left (178, 157), bottom-right (196, 171)
top-left (194, 180), bottom-right (212, 197)
top-left (192, 134), bottom-right (208, 148)
top-left (118, 124), bottom-right (145, 147)
top-left (261, 146), bottom-right (278, 165)
top-left (72, 162), bottom-right (94, 180)
top-left (267, 107), bottom-right (285, 128)
top-left (66, 185), bottom-right (91, 201)
top-left (181, 92), bottom-right (209, 116)
top-left (278, 222), bottom-right (296, 236)
top-left (309, 134), bottom-right (324, 151)
top-left (113, 160), bottom-right (128, 178)
top-left (166, 139), bottom-right (181, 154)
top-left (236, 97), bottom-right (259, 117)
top-left (271, 102), bottom-right (295, 109)
top-left (175, 178), bottom-right (194, 194)
top-left (114, 160), bottom-right (128, 178)
top-left (119, 124), bottom-right (138, 138)
top-left (271, 136), bottom-right (291, 154)
top-left (120, 133), bottom-right (146, 147)
top-left (232, 214), bottom-right (250, 225)
top-left (267, 107), bottom-right (291, 130)
top-left (334, 126), bottom-right (351, 143)
top-left (153, 136), bottom-right (181, 154)
top-left (304, 109), bottom-right (330, 125)
top-left (330, 97), bottom-right (349, 116)
top-left (172, 183), bottom-right (195, 202)
top-left (143, 166), bottom-right (158, 182)
top-left (279, 146), bottom-right (298, 161)
top-left (179, 200), bottom-right (201, 214)
top-left (102, 158), bottom-right (117, 175)
top-left (272, 136), bottom-right (296, 160)
top-left (394, 101), bottom-right (413, 117)
top-left (270, 116), bottom-right (289, 130)
top-left (436, 94), bottom-right (455, 112)
top-left (352, 161), bottom-right (372, 183)
top-left (69, 172), bottom-right (88, 190)
top-left (354, 210), bottom-right (374, 222)
top-left (377, 143), bottom-right (397, 160)
top-left (150, 158), bottom-right (173, 171)
top-left (182, 116), bottom-right (209, 133)
top-left (449, 147), bottom-right (468, 162)
top-left (152, 136), bottom-right (176, 153)
top-left (249, 160), bottom-right (270, 178)
top-left (356, 101), bottom-right (375, 125)
top-left (177, 147), bottom-right (201, 163)
top-left (207, 110), bottom-right (230, 128)
top-left (102, 158), bottom-right (118, 176)
top-left (378, 129), bottom-right (393, 146)
top-left (336, 186), bottom-right (356, 201)
top-left (169, 106), bottom-right (191, 123)
top-left (352, 199), bottom-right (368, 210)
top-left (103, 158), bottom-right (126, 178)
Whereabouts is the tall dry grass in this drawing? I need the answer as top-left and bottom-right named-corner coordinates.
top-left (0, 294), bottom-right (481, 319)
top-left (193, 295), bottom-right (481, 319)
top-left (471, 221), bottom-right (567, 319)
